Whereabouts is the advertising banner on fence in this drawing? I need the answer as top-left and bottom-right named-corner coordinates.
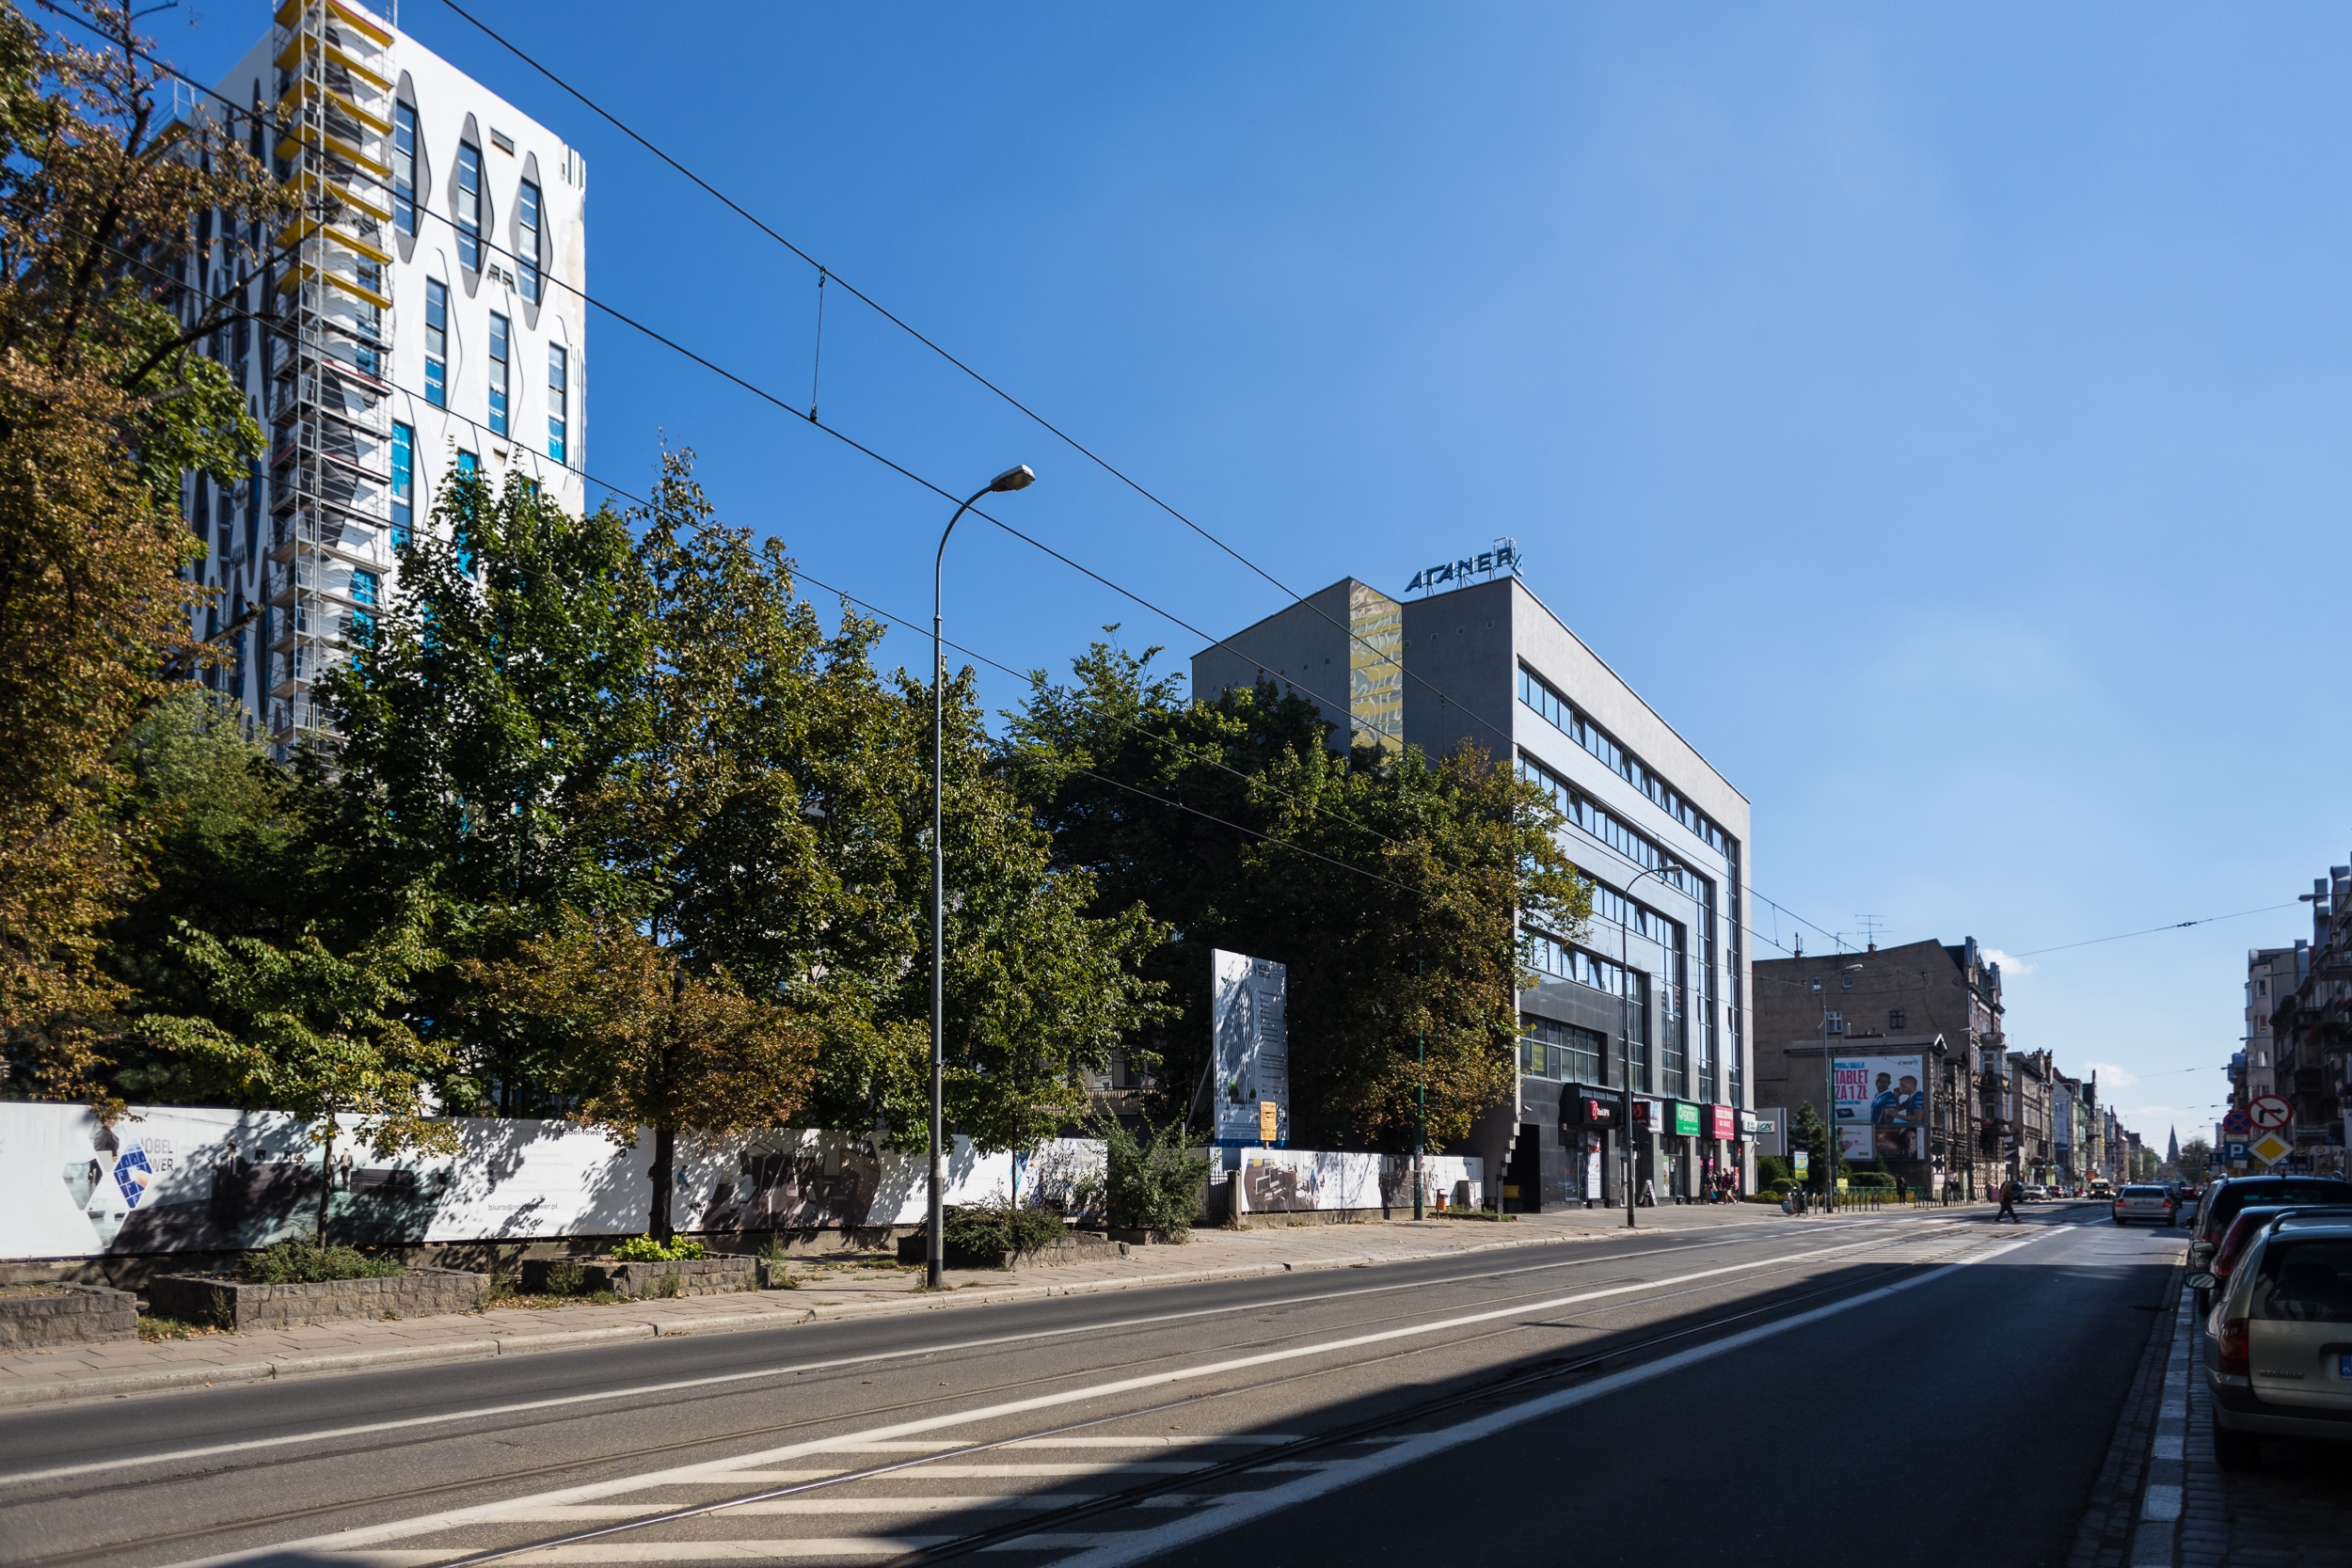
top-left (1833, 1054), bottom-right (1927, 1162)
top-left (0, 1102), bottom-right (1101, 1260)
top-left (1213, 950), bottom-right (1289, 1145)
top-left (1226, 1151), bottom-right (1486, 1214)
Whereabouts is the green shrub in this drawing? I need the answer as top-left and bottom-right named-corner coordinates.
top-left (1100, 1119), bottom-right (1211, 1239)
top-left (943, 1196), bottom-right (1066, 1261)
top-left (1755, 1155), bottom-right (1792, 1188)
top-left (544, 1259), bottom-right (586, 1296)
top-left (611, 1235), bottom-right (707, 1262)
top-left (1845, 1171), bottom-right (1895, 1189)
top-left (1428, 1207), bottom-right (1514, 1221)
top-left (248, 1233), bottom-right (405, 1283)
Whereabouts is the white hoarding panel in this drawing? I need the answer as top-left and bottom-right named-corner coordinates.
top-left (1213, 950), bottom-right (1289, 1145)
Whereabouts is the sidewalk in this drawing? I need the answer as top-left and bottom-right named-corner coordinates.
top-left (0, 1202), bottom-right (1877, 1410)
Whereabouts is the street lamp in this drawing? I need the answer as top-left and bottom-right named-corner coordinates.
top-left (929, 463), bottom-right (1036, 1291)
top-left (1614, 859), bottom-right (1683, 1229)
top-left (1809, 962), bottom-right (1866, 1212)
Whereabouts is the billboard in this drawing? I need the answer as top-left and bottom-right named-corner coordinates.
top-left (1833, 1054), bottom-right (1927, 1162)
top-left (1213, 950), bottom-right (1289, 1145)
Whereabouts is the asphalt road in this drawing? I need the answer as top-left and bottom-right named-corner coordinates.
top-left (0, 1204), bottom-right (2174, 1568)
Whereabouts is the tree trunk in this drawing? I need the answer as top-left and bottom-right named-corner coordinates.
top-left (316, 1129), bottom-right (334, 1242)
top-left (649, 1124), bottom-right (675, 1243)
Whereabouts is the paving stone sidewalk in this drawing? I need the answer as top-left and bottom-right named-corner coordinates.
top-left (0, 1201), bottom-right (1861, 1409)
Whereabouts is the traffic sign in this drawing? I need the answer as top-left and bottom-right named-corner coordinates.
top-left (2226, 1140), bottom-right (2250, 1162)
top-left (2250, 1095), bottom-right (2293, 1132)
top-left (2250, 1132), bottom-right (2293, 1166)
top-left (2222, 1110), bottom-right (2251, 1137)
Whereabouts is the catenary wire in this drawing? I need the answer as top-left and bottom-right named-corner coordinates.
top-left (71, 7), bottom-right (1851, 966)
top-left (424, 0), bottom-right (1518, 756)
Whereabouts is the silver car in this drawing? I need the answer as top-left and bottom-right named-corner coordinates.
top-left (2113, 1184), bottom-right (2177, 1226)
top-left (2201, 1215), bottom-right (2352, 1469)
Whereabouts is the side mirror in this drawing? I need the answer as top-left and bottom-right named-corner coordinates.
top-left (2186, 1273), bottom-right (2217, 1291)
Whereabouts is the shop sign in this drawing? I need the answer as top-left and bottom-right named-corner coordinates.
top-left (1739, 1110), bottom-right (1759, 1136)
top-left (1673, 1101), bottom-right (1702, 1138)
top-left (1630, 1099), bottom-right (1656, 1132)
top-left (1573, 1094), bottom-right (1618, 1128)
top-left (1708, 1104), bottom-right (1737, 1140)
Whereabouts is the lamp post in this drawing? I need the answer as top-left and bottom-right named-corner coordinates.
top-left (1809, 961), bottom-right (1866, 1212)
top-left (1614, 859), bottom-right (1684, 1228)
top-left (929, 463), bottom-right (1036, 1291)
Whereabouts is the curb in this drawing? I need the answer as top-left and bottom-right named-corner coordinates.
top-left (0, 1217), bottom-right (1793, 1410)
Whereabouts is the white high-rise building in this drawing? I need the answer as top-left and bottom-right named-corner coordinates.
top-left (180, 0), bottom-right (586, 751)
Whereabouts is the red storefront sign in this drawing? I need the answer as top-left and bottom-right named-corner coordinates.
top-left (1708, 1103), bottom-right (1737, 1141)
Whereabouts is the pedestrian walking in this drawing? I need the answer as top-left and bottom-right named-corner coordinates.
top-left (1995, 1177), bottom-right (2019, 1223)
top-left (1895, 1175), bottom-right (1907, 1205)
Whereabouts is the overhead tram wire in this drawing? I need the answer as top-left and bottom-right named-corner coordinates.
top-left (95, 14), bottom-right (1844, 955)
top-left (57, 11), bottom-right (1405, 751)
top-left (423, 0), bottom-right (1512, 754)
top-left (101, 219), bottom-right (1438, 907)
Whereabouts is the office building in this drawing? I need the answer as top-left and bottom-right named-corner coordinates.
top-left (176, 0), bottom-right (586, 750)
top-left (1193, 555), bottom-right (1754, 1209)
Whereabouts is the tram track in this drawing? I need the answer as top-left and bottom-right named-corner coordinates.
top-left (60, 1217), bottom-right (2031, 1568)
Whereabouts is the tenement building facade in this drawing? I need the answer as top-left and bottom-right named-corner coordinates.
top-left (178, 0), bottom-right (586, 750)
top-left (1750, 937), bottom-right (2008, 1198)
top-left (1194, 561), bottom-right (1755, 1209)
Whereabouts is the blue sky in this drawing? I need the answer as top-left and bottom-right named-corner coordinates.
top-left (167, 2), bottom-right (2352, 1146)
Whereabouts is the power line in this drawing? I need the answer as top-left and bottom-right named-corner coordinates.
top-left (425, 0), bottom-right (1515, 759)
top-left (88, 8), bottom-right (1838, 994)
top-left (2013, 904), bottom-right (2300, 958)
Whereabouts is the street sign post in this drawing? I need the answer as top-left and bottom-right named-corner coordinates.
top-left (2249, 1132), bottom-right (2293, 1167)
top-left (2249, 1095), bottom-right (2293, 1132)
top-left (2225, 1140), bottom-right (2250, 1163)
top-left (2222, 1111), bottom-right (2251, 1137)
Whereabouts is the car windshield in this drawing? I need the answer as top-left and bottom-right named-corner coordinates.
top-left (2251, 1238), bottom-right (2352, 1323)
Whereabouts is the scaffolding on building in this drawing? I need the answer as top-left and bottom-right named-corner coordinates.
top-left (262, 0), bottom-right (397, 756)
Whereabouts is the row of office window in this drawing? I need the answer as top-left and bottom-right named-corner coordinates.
top-left (1520, 1017), bottom-right (1608, 1087)
top-left (421, 277), bottom-right (568, 463)
top-left (1518, 665), bottom-right (1732, 857)
top-left (391, 102), bottom-right (545, 305)
top-left (1518, 752), bottom-right (1692, 892)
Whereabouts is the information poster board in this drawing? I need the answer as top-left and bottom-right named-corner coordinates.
top-left (1833, 1053), bottom-right (1927, 1161)
top-left (1214, 950), bottom-right (1289, 1145)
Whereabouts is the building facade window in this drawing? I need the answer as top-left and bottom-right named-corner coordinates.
top-left (1889, 1007), bottom-right (1907, 1031)
top-left (516, 179), bottom-right (541, 304)
top-left (487, 311), bottom-right (510, 436)
top-left (424, 278), bottom-right (448, 405)
top-left (1528, 928), bottom-right (1650, 1088)
top-left (1521, 1016), bottom-right (1608, 1086)
top-left (1519, 664), bottom-right (1731, 854)
top-left (547, 343), bottom-right (566, 463)
top-left (390, 421), bottom-right (414, 551)
top-left (456, 140), bottom-right (483, 271)
top-left (393, 101), bottom-right (418, 236)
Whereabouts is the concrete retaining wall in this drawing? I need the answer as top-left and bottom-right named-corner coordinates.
top-left (146, 1266), bottom-right (489, 1330)
top-left (518, 1255), bottom-right (755, 1299)
top-left (0, 1284), bottom-right (137, 1349)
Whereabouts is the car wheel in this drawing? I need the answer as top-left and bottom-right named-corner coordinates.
top-left (2212, 1418), bottom-right (2262, 1472)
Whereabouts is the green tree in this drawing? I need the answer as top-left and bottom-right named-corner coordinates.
top-left (1788, 1100), bottom-right (1846, 1190)
top-left (458, 912), bottom-right (817, 1241)
top-left (0, 3), bottom-right (293, 1111)
top-left (139, 907), bottom-right (459, 1237)
top-left (316, 465), bottom-right (653, 1108)
top-left (1005, 640), bottom-right (1587, 1149)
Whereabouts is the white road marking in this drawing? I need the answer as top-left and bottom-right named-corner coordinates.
top-left (7, 1229), bottom-right (1818, 1487)
top-left (1050, 1230), bottom-right (2052, 1568)
top-left (156, 1225), bottom-right (1994, 1568)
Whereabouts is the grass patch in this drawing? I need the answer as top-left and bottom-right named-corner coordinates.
top-left (136, 1314), bottom-right (225, 1341)
top-left (247, 1234), bottom-right (405, 1284)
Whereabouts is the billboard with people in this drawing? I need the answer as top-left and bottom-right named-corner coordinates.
top-left (1833, 1053), bottom-right (1927, 1162)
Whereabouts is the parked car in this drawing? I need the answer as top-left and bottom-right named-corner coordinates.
top-left (2113, 1184), bottom-right (2179, 1226)
top-left (2202, 1214), bottom-right (2352, 1470)
top-left (2186, 1176), bottom-right (2352, 1313)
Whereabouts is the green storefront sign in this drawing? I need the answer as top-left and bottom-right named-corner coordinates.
top-left (1673, 1101), bottom-right (1702, 1137)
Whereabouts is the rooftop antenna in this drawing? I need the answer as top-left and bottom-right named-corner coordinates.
top-left (1855, 914), bottom-right (1883, 953)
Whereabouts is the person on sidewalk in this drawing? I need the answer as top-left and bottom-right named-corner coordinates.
top-left (1995, 1177), bottom-right (2020, 1223)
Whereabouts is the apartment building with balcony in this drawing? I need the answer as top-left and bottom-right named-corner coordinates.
top-left (2252, 867), bottom-right (2352, 1175)
top-left (177, 0), bottom-right (585, 752)
top-left (1192, 561), bottom-right (1754, 1210)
